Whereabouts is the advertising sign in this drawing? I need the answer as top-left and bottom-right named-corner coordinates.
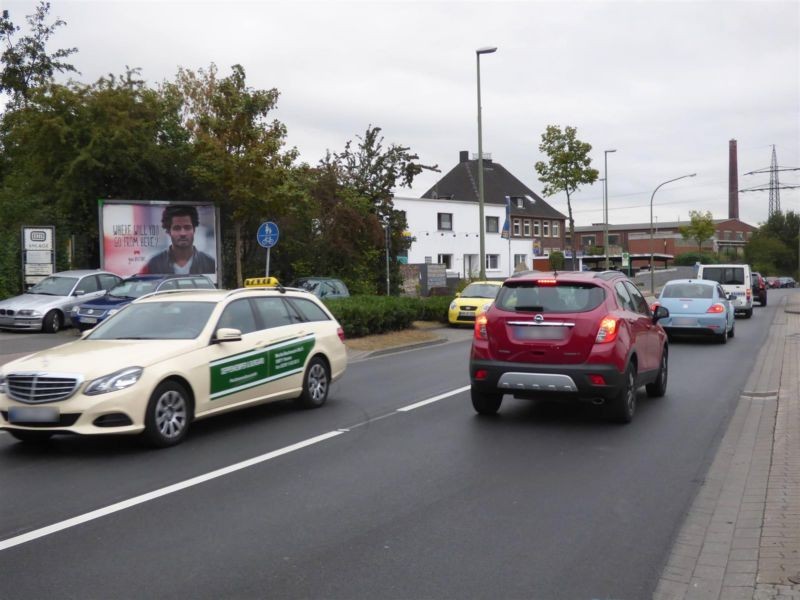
top-left (21, 226), bottom-right (55, 287)
top-left (99, 200), bottom-right (219, 284)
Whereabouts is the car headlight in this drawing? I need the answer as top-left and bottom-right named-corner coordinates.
top-left (84, 367), bottom-right (143, 396)
top-left (17, 309), bottom-right (41, 317)
top-left (449, 301), bottom-right (457, 310)
top-left (71, 306), bottom-right (80, 315)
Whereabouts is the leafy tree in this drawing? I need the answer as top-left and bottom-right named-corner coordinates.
top-left (0, 1), bottom-right (78, 108)
top-left (333, 125), bottom-right (438, 293)
top-left (746, 210), bottom-right (799, 276)
top-left (168, 63), bottom-right (296, 287)
top-left (534, 125), bottom-right (599, 270)
top-left (549, 250), bottom-right (565, 270)
top-left (679, 210), bottom-right (716, 252)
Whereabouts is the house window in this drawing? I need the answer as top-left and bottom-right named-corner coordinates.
top-left (514, 254), bottom-right (527, 267)
top-left (517, 198), bottom-right (524, 209)
top-left (724, 230), bottom-right (731, 240)
top-left (543, 221), bottom-right (550, 237)
top-left (437, 213), bottom-right (452, 231)
top-left (486, 216), bottom-right (499, 233)
top-left (437, 254), bottom-right (453, 269)
top-left (582, 235), bottom-right (596, 247)
top-left (552, 222), bottom-right (560, 237)
top-left (608, 234), bottom-right (620, 246)
top-left (486, 254), bottom-right (499, 270)
top-left (424, 256), bottom-right (432, 263)
top-left (512, 218), bottom-right (521, 236)
top-left (523, 219), bottom-right (531, 237)
top-left (534, 220), bottom-right (541, 237)
top-left (736, 231), bottom-right (743, 241)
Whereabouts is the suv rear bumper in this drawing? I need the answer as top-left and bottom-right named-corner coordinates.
top-left (470, 359), bottom-right (625, 402)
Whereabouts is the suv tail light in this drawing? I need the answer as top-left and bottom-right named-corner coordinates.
top-left (746, 289), bottom-right (752, 299)
top-left (474, 314), bottom-right (488, 340)
top-left (706, 304), bottom-right (725, 314)
top-left (595, 316), bottom-right (619, 344)
top-left (535, 278), bottom-right (557, 286)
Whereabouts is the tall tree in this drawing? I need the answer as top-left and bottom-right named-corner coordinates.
top-left (534, 125), bottom-right (599, 269)
top-left (679, 210), bottom-right (716, 252)
top-left (746, 210), bottom-right (799, 276)
top-left (0, 1), bottom-right (78, 108)
top-left (168, 63), bottom-right (296, 287)
top-left (333, 125), bottom-right (438, 293)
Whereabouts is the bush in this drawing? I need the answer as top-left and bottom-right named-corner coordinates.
top-left (324, 295), bottom-right (452, 338)
top-left (674, 252), bottom-right (719, 266)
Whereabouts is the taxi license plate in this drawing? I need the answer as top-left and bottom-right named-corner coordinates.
top-left (8, 406), bottom-right (60, 424)
top-left (459, 311), bottom-right (475, 318)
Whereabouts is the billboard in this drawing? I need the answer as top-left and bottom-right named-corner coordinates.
top-left (99, 200), bottom-right (219, 284)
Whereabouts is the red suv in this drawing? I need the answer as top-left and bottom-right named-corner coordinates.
top-left (469, 271), bottom-right (670, 423)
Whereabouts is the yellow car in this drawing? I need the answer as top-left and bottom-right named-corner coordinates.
top-left (0, 287), bottom-right (347, 448)
top-left (448, 281), bottom-right (503, 326)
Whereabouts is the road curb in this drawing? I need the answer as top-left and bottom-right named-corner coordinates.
top-left (364, 337), bottom-right (448, 358)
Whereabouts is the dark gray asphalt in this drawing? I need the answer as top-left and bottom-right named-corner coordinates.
top-left (0, 292), bottom-right (790, 599)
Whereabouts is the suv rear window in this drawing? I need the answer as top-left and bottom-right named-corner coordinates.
top-left (494, 283), bottom-right (605, 313)
top-left (701, 267), bottom-right (745, 285)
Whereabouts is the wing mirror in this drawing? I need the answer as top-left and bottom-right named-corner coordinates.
top-left (652, 305), bottom-right (669, 322)
top-left (727, 293), bottom-right (736, 301)
top-left (213, 327), bottom-right (242, 343)
top-left (73, 290), bottom-right (85, 297)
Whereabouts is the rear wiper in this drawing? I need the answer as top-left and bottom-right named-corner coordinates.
top-left (515, 305), bottom-right (545, 312)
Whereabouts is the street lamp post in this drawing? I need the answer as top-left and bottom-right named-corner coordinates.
top-left (650, 173), bottom-right (697, 294)
top-left (476, 46), bottom-right (497, 279)
top-left (603, 149), bottom-right (616, 270)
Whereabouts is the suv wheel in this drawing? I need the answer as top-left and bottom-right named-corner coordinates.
top-left (646, 347), bottom-right (668, 398)
top-left (471, 386), bottom-right (502, 415)
top-left (743, 308), bottom-right (753, 319)
top-left (609, 363), bottom-right (637, 424)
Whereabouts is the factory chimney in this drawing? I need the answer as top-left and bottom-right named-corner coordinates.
top-left (729, 139), bottom-right (739, 219)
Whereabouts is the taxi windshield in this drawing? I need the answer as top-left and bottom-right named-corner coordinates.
top-left (87, 301), bottom-right (215, 340)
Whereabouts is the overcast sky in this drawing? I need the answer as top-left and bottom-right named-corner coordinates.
top-left (6, 0), bottom-right (799, 227)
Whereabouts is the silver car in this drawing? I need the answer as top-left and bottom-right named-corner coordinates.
top-left (0, 270), bottom-right (122, 333)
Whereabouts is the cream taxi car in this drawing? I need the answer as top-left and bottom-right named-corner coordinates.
top-left (0, 286), bottom-right (347, 447)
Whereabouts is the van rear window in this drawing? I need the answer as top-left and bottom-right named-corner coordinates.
top-left (495, 283), bottom-right (605, 313)
top-left (701, 267), bottom-right (745, 285)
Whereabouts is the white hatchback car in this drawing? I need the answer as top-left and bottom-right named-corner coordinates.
top-left (0, 287), bottom-right (348, 447)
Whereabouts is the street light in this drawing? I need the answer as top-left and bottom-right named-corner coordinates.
top-left (650, 173), bottom-right (697, 293)
top-left (476, 45), bottom-right (497, 279)
top-left (603, 149), bottom-right (616, 270)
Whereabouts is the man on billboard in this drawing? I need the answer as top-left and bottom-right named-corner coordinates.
top-left (139, 205), bottom-right (216, 275)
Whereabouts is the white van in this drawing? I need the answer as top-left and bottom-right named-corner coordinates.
top-left (697, 263), bottom-right (753, 318)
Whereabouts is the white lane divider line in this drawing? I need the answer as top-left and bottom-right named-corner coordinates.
top-left (0, 430), bottom-right (344, 552)
top-left (397, 385), bottom-right (470, 412)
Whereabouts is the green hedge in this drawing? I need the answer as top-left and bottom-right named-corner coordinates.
top-left (323, 295), bottom-right (452, 338)
top-left (674, 252), bottom-right (719, 266)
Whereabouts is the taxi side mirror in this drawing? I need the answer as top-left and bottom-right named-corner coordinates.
top-left (213, 327), bottom-right (242, 343)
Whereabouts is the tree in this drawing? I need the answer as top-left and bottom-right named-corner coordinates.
top-left (678, 210), bottom-right (716, 252)
top-left (333, 125), bottom-right (438, 293)
top-left (534, 125), bottom-right (599, 270)
top-left (746, 210), bottom-right (799, 276)
top-left (0, 1), bottom-right (78, 108)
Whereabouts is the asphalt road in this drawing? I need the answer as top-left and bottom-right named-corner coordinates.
top-left (0, 292), bottom-right (792, 599)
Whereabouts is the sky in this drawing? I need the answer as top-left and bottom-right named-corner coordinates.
top-left (5, 0), bottom-right (799, 228)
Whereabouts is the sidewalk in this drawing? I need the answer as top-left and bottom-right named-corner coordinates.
top-left (655, 296), bottom-right (800, 599)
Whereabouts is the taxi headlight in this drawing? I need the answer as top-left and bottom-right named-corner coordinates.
top-left (17, 309), bottom-right (41, 316)
top-left (84, 367), bottom-right (143, 396)
top-left (449, 301), bottom-right (457, 310)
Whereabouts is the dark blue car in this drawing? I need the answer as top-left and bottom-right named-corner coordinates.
top-left (70, 274), bottom-right (215, 331)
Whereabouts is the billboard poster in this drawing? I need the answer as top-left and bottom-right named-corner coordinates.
top-left (100, 200), bottom-right (219, 284)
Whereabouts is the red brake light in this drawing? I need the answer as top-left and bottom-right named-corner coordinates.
top-left (589, 374), bottom-right (606, 385)
top-left (337, 327), bottom-right (346, 342)
top-left (706, 303), bottom-right (725, 314)
top-left (535, 279), bottom-right (557, 286)
top-left (474, 369), bottom-right (488, 380)
top-left (595, 316), bottom-right (619, 344)
top-left (474, 314), bottom-right (488, 340)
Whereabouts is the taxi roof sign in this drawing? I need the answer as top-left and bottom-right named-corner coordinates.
top-left (244, 277), bottom-right (280, 287)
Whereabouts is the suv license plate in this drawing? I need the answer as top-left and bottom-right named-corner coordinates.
top-left (8, 406), bottom-right (60, 423)
top-left (513, 326), bottom-right (567, 340)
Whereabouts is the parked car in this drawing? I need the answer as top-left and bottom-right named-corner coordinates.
top-left (766, 276), bottom-right (781, 289)
top-left (70, 274), bottom-right (215, 331)
top-left (469, 271), bottom-right (670, 423)
top-left (0, 270), bottom-right (122, 333)
top-left (697, 263), bottom-right (753, 318)
top-left (750, 272), bottom-right (767, 306)
top-left (448, 281), bottom-right (502, 325)
top-left (778, 277), bottom-right (797, 288)
top-left (289, 277), bottom-right (350, 299)
top-left (655, 279), bottom-right (735, 343)
top-left (0, 286), bottom-right (348, 447)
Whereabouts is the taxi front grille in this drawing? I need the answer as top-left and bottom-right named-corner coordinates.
top-left (6, 374), bottom-right (82, 404)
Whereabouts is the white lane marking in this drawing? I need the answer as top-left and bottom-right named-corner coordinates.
top-left (0, 430), bottom-right (343, 552)
top-left (397, 385), bottom-right (470, 412)
top-left (0, 384), bottom-right (471, 551)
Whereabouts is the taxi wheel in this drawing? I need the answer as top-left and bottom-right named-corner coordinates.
top-left (297, 357), bottom-right (329, 409)
top-left (142, 381), bottom-right (191, 448)
top-left (42, 310), bottom-right (62, 333)
top-left (9, 430), bottom-right (54, 443)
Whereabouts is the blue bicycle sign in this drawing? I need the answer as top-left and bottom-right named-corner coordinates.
top-left (257, 222), bottom-right (279, 249)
